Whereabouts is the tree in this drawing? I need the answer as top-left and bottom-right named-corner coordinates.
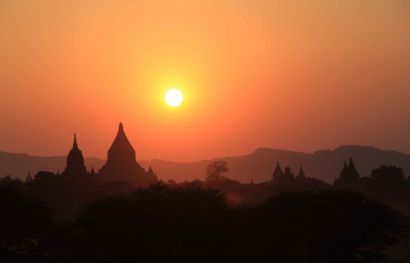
top-left (259, 191), bottom-right (397, 262)
top-left (206, 160), bottom-right (228, 181)
top-left (371, 165), bottom-right (404, 189)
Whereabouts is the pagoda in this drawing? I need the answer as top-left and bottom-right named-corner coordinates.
top-left (63, 134), bottom-right (88, 176)
top-left (99, 123), bottom-right (157, 186)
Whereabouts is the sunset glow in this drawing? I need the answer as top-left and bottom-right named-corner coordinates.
top-left (0, 1), bottom-right (409, 161)
top-left (1, 2), bottom-right (410, 259)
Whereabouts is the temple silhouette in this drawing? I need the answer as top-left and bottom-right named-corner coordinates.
top-left (271, 162), bottom-right (295, 183)
top-left (62, 123), bottom-right (157, 186)
top-left (334, 158), bottom-right (360, 188)
top-left (62, 134), bottom-right (87, 177)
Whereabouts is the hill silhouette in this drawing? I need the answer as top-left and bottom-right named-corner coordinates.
top-left (1, 145), bottom-right (410, 183)
top-left (148, 146), bottom-right (410, 183)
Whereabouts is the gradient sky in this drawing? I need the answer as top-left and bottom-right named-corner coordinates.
top-left (0, 0), bottom-right (409, 161)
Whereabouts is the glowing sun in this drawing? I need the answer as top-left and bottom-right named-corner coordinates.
top-left (165, 88), bottom-right (184, 107)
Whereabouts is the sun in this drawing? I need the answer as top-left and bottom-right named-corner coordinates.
top-left (164, 88), bottom-right (184, 107)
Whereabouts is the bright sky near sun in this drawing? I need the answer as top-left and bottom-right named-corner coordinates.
top-left (0, 0), bottom-right (409, 161)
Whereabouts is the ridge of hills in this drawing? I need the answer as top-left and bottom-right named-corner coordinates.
top-left (1, 145), bottom-right (409, 183)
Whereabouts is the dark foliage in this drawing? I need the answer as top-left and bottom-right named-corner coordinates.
top-left (0, 177), bottom-right (400, 263)
top-left (0, 178), bottom-right (52, 262)
top-left (256, 191), bottom-right (397, 262)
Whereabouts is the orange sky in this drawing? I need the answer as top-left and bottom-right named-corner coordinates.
top-left (0, 0), bottom-right (409, 161)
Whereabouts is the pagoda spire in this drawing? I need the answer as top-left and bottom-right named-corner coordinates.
top-left (117, 122), bottom-right (125, 138)
top-left (298, 166), bottom-right (306, 179)
top-left (272, 162), bottom-right (284, 182)
top-left (108, 122), bottom-right (135, 158)
top-left (348, 157), bottom-right (359, 178)
top-left (73, 133), bottom-right (78, 149)
top-left (148, 165), bottom-right (153, 173)
top-left (147, 165), bottom-right (155, 176)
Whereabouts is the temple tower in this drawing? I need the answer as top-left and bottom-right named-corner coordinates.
top-left (272, 162), bottom-right (284, 182)
top-left (335, 158), bottom-right (360, 188)
top-left (99, 123), bottom-right (157, 186)
top-left (63, 134), bottom-right (87, 176)
top-left (297, 166), bottom-right (306, 179)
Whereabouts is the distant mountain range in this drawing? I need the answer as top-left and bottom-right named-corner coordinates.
top-left (1, 146), bottom-right (410, 183)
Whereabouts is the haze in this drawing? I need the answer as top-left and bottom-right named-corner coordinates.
top-left (0, 0), bottom-right (409, 161)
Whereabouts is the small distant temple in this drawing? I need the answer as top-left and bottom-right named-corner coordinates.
top-left (272, 162), bottom-right (295, 183)
top-left (297, 166), bottom-right (306, 179)
top-left (272, 162), bottom-right (284, 181)
top-left (62, 134), bottom-right (87, 177)
top-left (335, 158), bottom-right (360, 187)
top-left (61, 123), bottom-right (157, 187)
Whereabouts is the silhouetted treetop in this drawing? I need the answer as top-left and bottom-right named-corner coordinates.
top-left (371, 165), bottom-right (404, 188)
top-left (206, 160), bottom-right (229, 181)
